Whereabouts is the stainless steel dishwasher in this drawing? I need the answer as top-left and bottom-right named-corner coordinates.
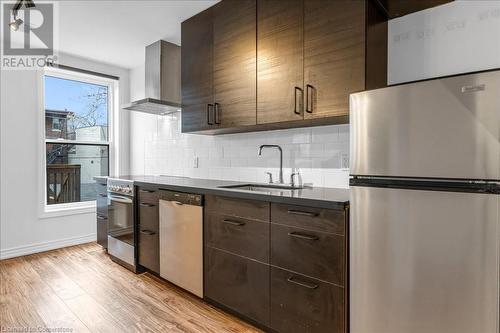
top-left (159, 190), bottom-right (204, 297)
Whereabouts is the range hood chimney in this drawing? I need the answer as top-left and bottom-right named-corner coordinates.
top-left (123, 40), bottom-right (181, 115)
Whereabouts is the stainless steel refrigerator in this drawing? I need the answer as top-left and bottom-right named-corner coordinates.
top-left (349, 70), bottom-right (500, 333)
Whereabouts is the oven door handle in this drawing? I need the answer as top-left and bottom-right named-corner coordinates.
top-left (109, 195), bottom-right (133, 204)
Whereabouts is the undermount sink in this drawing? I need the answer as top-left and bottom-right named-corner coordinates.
top-left (218, 183), bottom-right (303, 193)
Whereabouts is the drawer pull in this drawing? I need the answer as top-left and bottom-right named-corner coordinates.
top-left (139, 189), bottom-right (155, 193)
top-left (222, 219), bottom-right (246, 227)
top-left (97, 215), bottom-right (107, 220)
top-left (140, 229), bottom-right (156, 236)
top-left (288, 231), bottom-right (319, 241)
top-left (287, 210), bottom-right (318, 217)
top-left (140, 203), bottom-right (156, 207)
top-left (99, 193), bottom-right (107, 197)
top-left (287, 276), bottom-right (318, 289)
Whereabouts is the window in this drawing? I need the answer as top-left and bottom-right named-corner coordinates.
top-left (43, 69), bottom-right (116, 206)
top-left (52, 118), bottom-right (63, 131)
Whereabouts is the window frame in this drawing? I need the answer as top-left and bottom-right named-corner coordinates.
top-left (38, 67), bottom-right (119, 218)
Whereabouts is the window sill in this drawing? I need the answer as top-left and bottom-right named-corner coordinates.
top-left (39, 201), bottom-right (96, 219)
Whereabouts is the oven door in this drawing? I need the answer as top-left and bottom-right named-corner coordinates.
top-left (107, 193), bottom-right (135, 267)
top-left (108, 194), bottom-right (134, 245)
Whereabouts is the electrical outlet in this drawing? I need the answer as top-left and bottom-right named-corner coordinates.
top-left (193, 156), bottom-right (199, 168)
top-left (341, 153), bottom-right (349, 169)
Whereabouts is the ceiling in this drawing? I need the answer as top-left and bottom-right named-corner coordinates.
top-left (57, 0), bottom-right (219, 69)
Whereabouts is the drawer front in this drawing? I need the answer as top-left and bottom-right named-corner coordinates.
top-left (271, 203), bottom-right (345, 235)
top-left (96, 182), bottom-right (107, 196)
top-left (205, 195), bottom-right (269, 222)
top-left (271, 267), bottom-right (344, 333)
top-left (205, 212), bottom-right (269, 263)
top-left (138, 203), bottom-right (159, 233)
top-left (271, 223), bottom-right (345, 285)
top-left (137, 187), bottom-right (159, 203)
top-left (96, 216), bottom-right (108, 248)
top-left (96, 195), bottom-right (108, 217)
top-left (139, 231), bottom-right (160, 273)
top-left (204, 247), bottom-right (270, 325)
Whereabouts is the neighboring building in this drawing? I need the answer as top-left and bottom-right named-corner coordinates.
top-left (71, 126), bottom-right (109, 198)
top-left (45, 109), bottom-right (75, 164)
top-left (45, 109), bottom-right (108, 203)
top-left (45, 109), bottom-right (75, 140)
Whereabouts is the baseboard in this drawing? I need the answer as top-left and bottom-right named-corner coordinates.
top-left (0, 233), bottom-right (97, 260)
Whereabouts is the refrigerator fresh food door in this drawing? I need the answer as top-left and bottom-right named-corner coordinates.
top-left (350, 186), bottom-right (499, 333)
top-left (350, 70), bottom-right (500, 181)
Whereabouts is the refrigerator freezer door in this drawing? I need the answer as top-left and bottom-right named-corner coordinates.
top-left (350, 70), bottom-right (500, 180)
top-left (350, 186), bottom-right (499, 333)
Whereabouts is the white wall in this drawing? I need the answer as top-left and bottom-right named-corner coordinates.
top-left (0, 53), bottom-right (130, 259)
top-left (388, 0), bottom-right (500, 84)
top-left (128, 65), bottom-right (350, 188)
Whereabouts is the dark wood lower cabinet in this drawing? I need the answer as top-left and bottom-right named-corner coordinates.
top-left (138, 231), bottom-right (160, 273)
top-left (96, 214), bottom-right (108, 248)
top-left (205, 212), bottom-right (269, 263)
top-left (270, 266), bottom-right (345, 333)
top-left (95, 181), bottom-right (108, 249)
top-left (204, 246), bottom-right (270, 326)
top-left (137, 186), bottom-right (160, 274)
top-left (204, 195), bottom-right (348, 333)
top-left (271, 223), bottom-right (345, 286)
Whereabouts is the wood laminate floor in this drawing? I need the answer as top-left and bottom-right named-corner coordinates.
top-left (0, 242), bottom-right (261, 333)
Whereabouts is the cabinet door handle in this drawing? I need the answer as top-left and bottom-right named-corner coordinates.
top-left (140, 229), bottom-right (156, 236)
top-left (140, 203), bottom-right (156, 207)
top-left (99, 193), bottom-right (107, 197)
top-left (287, 209), bottom-right (318, 217)
top-left (287, 276), bottom-right (319, 289)
top-left (97, 215), bottom-right (107, 220)
top-left (222, 219), bottom-right (245, 226)
top-left (214, 102), bottom-right (221, 125)
top-left (294, 86), bottom-right (303, 115)
top-left (306, 84), bottom-right (314, 113)
top-left (207, 104), bottom-right (214, 125)
top-left (288, 231), bottom-right (319, 241)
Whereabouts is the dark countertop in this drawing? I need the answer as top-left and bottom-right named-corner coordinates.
top-left (96, 175), bottom-right (349, 209)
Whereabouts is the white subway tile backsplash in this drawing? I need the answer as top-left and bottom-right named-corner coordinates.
top-left (323, 169), bottom-right (350, 189)
top-left (312, 125), bottom-right (339, 143)
top-left (131, 114), bottom-right (350, 188)
top-left (338, 124), bottom-right (350, 142)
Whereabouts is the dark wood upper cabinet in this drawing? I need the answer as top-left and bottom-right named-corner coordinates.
top-left (181, 1), bottom-right (257, 132)
top-left (257, 0), bottom-right (304, 124)
top-left (181, 0), bottom-right (390, 134)
top-left (379, 0), bottom-right (452, 18)
top-left (213, 0), bottom-right (257, 128)
top-left (257, 0), bottom-right (369, 122)
top-left (303, 0), bottom-right (366, 119)
top-left (366, 0), bottom-right (388, 90)
top-left (181, 8), bottom-right (214, 132)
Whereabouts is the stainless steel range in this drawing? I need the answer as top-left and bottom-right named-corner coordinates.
top-left (107, 178), bottom-right (137, 272)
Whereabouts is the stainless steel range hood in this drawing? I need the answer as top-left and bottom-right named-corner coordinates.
top-left (123, 40), bottom-right (181, 115)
